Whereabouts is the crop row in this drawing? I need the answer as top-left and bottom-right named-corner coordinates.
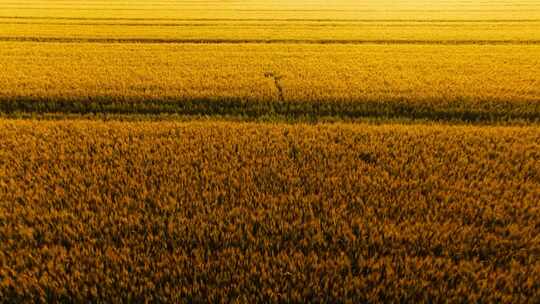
top-left (0, 120), bottom-right (539, 302)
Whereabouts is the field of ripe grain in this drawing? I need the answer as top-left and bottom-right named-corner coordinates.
top-left (0, 120), bottom-right (539, 302)
top-left (1, 42), bottom-right (539, 122)
top-left (2, 0), bottom-right (540, 20)
top-left (1, 0), bottom-right (540, 302)
top-left (0, 0), bottom-right (539, 122)
top-left (2, 21), bottom-right (539, 42)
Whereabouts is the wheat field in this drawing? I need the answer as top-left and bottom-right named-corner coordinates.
top-left (0, 0), bottom-right (539, 302)
top-left (0, 0), bottom-right (539, 122)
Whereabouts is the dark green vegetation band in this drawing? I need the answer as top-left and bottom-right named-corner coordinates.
top-left (1, 97), bottom-right (539, 123)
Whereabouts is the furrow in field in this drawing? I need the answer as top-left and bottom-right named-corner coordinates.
top-left (1, 37), bottom-right (539, 45)
top-left (1, 16), bottom-right (540, 22)
top-left (2, 10), bottom-right (538, 21)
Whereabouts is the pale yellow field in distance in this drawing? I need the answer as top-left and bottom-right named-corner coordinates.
top-left (2, 0), bottom-right (540, 20)
top-left (1, 0), bottom-right (539, 42)
top-left (1, 21), bottom-right (539, 42)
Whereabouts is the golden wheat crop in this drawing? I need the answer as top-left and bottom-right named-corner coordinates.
top-left (3, 42), bottom-right (536, 102)
top-left (1, 0), bottom-right (539, 122)
top-left (0, 119), bottom-right (539, 302)
top-left (1, 21), bottom-right (538, 42)
top-left (2, 0), bottom-right (539, 20)
top-left (1, 0), bottom-right (539, 302)
top-left (0, 42), bottom-right (538, 122)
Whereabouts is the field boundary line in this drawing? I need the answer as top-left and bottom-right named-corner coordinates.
top-left (2, 16), bottom-right (540, 22)
top-left (1, 37), bottom-right (540, 45)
